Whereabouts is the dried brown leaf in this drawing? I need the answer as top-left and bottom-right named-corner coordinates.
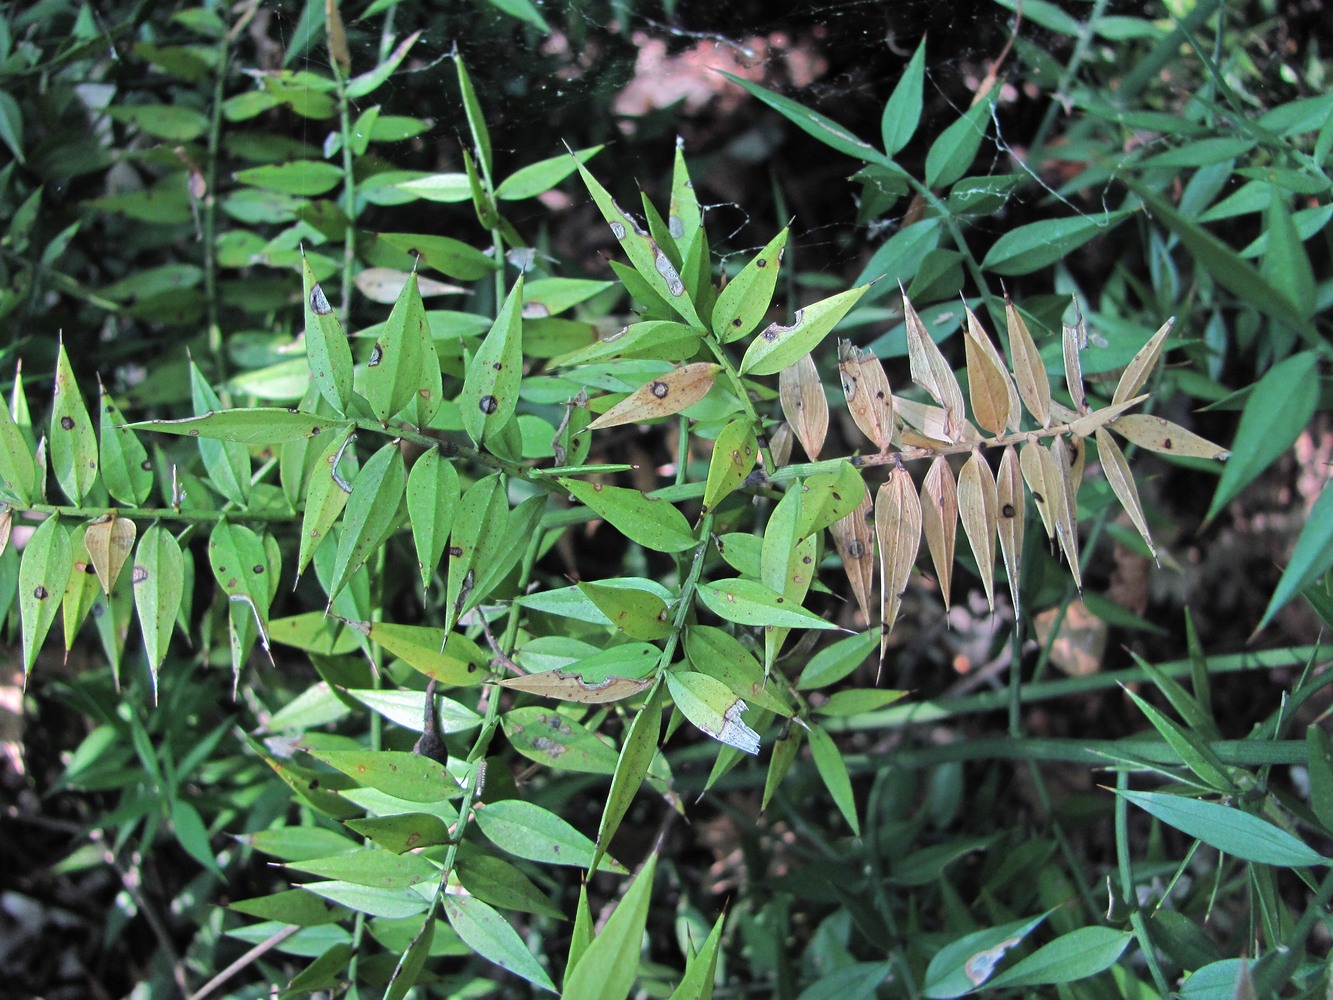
top-left (1049, 436), bottom-right (1082, 591)
top-left (837, 340), bottom-right (896, 452)
top-left (1094, 427), bottom-right (1157, 562)
top-left (963, 305), bottom-right (1020, 436)
top-left (1113, 317), bottom-right (1174, 406)
top-left (875, 464), bottom-right (921, 660)
top-left (1005, 294), bottom-right (1051, 428)
top-left (996, 445), bottom-right (1024, 617)
top-left (779, 353), bottom-right (829, 459)
top-left (957, 450), bottom-right (998, 612)
top-left (1107, 413), bottom-right (1230, 461)
top-left (587, 362), bottom-right (720, 430)
top-left (1067, 395), bottom-right (1147, 438)
top-left (1019, 440), bottom-right (1057, 542)
top-left (895, 398), bottom-right (980, 447)
top-left (902, 289), bottom-right (966, 441)
top-left (829, 485), bottom-right (875, 623)
top-left (85, 513), bottom-right (136, 597)
top-left (920, 455), bottom-right (958, 610)
top-left (770, 421), bottom-right (794, 467)
top-left (1062, 302), bottom-right (1088, 415)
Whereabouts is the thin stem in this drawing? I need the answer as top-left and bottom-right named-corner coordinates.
top-left (186, 924), bottom-right (301, 1000)
top-left (333, 64), bottom-right (357, 328)
top-left (701, 335), bottom-right (777, 472)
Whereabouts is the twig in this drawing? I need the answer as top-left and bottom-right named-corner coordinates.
top-left (186, 923), bottom-right (301, 1000)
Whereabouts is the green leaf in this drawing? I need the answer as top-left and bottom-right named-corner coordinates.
top-left (0, 89), bottom-right (24, 164)
top-left (106, 103), bottom-right (208, 142)
top-left (574, 162), bottom-right (703, 328)
top-left (739, 284), bottom-right (871, 376)
top-left (234, 160), bottom-right (343, 196)
top-left (496, 145), bottom-right (602, 200)
top-left (555, 320), bottom-right (702, 367)
top-left (286, 848), bottom-right (437, 889)
top-left (503, 705), bottom-right (621, 774)
top-left (1306, 726), bottom-right (1333, 834)
top-left (474, 798), bottom-right (624, 872)
top-left (924, 93), bottom-right (993, 190)
top-left (364, 272), bottom-right (441, 425)
top-left (701, 419), bottom-right (758, 514)
top-left (346, 687), bottom-right (481, 735)
top-left (50, 343), bottom-right (98, 505)
top-left (813, 688), bottom-right (908, 716)
top-left (97, 382), bottom-right (152, 506)
top-left (296, 427), bottom-right (357, 579)
top-left (560, 855), bottom-right (656, 1000)
top-left (338, 618), bottom-right (490, 688)
top-left (453, 54), bottom-right (492, 176)
top-left (986, 926), bottom-right (1133, 989)
top-left (594, 688), bottom-right (663, 874)
top-left (384, 912), bottom-right (435, 1000)
top-left (406, 446), bottom-right (459, 594)
top-left (133, 408), bottom-right (350, 444)
top-left (558, 478), bottom-right (697, 553)
top-left (713, 228), bottom-right (789, 342)
top-left (855, 218), bottom-right (941, 291)
top-left (1207, 351), bottom-right (1317, 522)
top-left (797, 963), bottom-right (894, 1000)
top-left (0, 382), bottom-right (34, 505)
top-left (302, 252), bottom-right (353, 413)
top-left (807, 723), bottom-right (859, 835)
top-left (716, 71), bottom-right (888, 165)
top-left (207, 520), bottom-right (273, 660)
top-left (797, 630), bottom-right (876, 690)
top-left (304, 748), bottom-right (458, 803)
top-left (345, 813), bottom-right (453, 854)
top-left (443, 474), bottom-right (507, 632)
top-left (923, 913), bottom-right (1048, 998)
top-left (461, 278), bottom-right (525, 446)
top-left (670, 144), bottom-right (703, 252)
top-left (667, 911), bottom-right (725, 1000)
top-left (346, 29), bottom-right (421, 100)
top-left (329, 443), bottom-right (406, 601)
top-left (190, 361), bottom-right (250, 505)
top-left (455, 851), bottom-right (566, 920)
top-left (376, 233), bottom-right (498, 281)
top-left (305, 881), bottom-right (429, 919)
top-left (228, 888), bottom-right (344, 925)
top-left (980, 211), bottom-right (1133, 276)
top-left (696, 578), bottom-right (840, 631)
top-left (20, 515), bottom-right (72, 676)
top-left (132, 524), bottom-right (184, 698)
top-left (524, 277), bottom-right (616, 317)
top-left (443, 895), bottom-right (556, 992)
top-left (1261, 187), bottom-right (1316, 318)
top-left (1121, 686), bottom-right (1233, 792)
top-left (578, 581), bottom-right (672, 639)
top-left (882, 38), bottom-right (926, 155)
top-left (1117, 789), bottom-right (1327, 866)
top-left (1262, 478), bottom-right (1333, 629)
top-left (685, 625), bottom-right (792, 716)
top-left (171, 799), bottom-right (219, 873)
top-left (666, 670), bottom-right (761, 755)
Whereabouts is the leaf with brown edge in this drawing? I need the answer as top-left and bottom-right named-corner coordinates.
top-left (1005, 294), bottom-right (1051, 428)
top-left (996, 445), bottom-right (1025, 617)
top-left (875, 463), bottom-right (920, 661)
top-left (1049, 436), bottom-right (1082, 592)
top-left (920, 456), bottom-right (958, 610)
top-left (1019, 440), bottom-right (1058, 542)
top-left (1114, 318), bottom-right (1174, 406)
top-left (1062, 302), bottom-right (1088, 415)
top-left (902, 290), bottom-right (966, 441)
top-left (780, 353), bottom-right (828, 459)
top-left (957, 451), bottom-right (998, 612)
top-left (963, 305), bottom-right (1019, 436)
top-left (1107, 413), bottom-right (1231, 461)
top-left (586, 363), bottom-right (719, 430)
top-left (84, 513), bottom-right (135, 597)
top-left (501, 670), bottom-right (653, 705)
top-left (837, 340), bottom-right (896, 451)
top-left (829, 488), bottom-right (875, 623)
top-left (1095, 428), bottom-right (1157, 563)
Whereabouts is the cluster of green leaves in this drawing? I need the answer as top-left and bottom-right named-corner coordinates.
top-left (2, 1), bottom-right (1331, 998)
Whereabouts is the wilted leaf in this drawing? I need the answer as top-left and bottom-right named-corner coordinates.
top-left (354, 267), bottom-right (461, 303)
top-left (586, 363), bottom-right (719, 431)
top-left (1019, 440), bottom-right (1058, 542)
top-left (1062, 304), bottom-right (1088, 415)
top-left (838, 340), bottom-right (896, 451)
top-left (957, 451), bottom-right (998, 611)
top-left (779, 353), bottom-right (829, 460)
top-left (1113, 317), bottom-right (1174, 406)
top-left (817, 468), bottom-right (873, 614)
top-left (920, 456), bottom-right (958, 610)
top-left (1094, 429), bottom-right (1156, 561)
top-left (1005, 295), bottom-right (1050, 428)
top-left (903, 291), bottom-right (966, 442)
top-left (501, 667), bottom-right (652, 704)
top-left (84, 513), bottom-right (135, 597)
top-left (875, 463), bottom-right (921, 657)
top-left (996, 445), bottom-right (1025, 617)
top-left (1108, 413), bottom-right (1230, 461)
top-left (963, 305), bottom-right (1019, 436)
top-left (1048, 437), bottom-right (1082, 590)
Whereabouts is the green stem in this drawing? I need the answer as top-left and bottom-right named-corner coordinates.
top-left (203, 28), bottom-right (233, 392)
top-left (701, 335), bottom-right (777, 471)
top-left (333, 65), bottom-right (357, 328)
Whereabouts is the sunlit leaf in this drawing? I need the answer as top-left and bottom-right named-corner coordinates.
top-left (702, 418), bottom-right (758, 514)
top-left (329, 443), bottom-right (406, 602)
top-left (561, 855), bottom-right (656, 1000)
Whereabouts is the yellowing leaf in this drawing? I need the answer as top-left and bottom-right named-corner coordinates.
top-left (1108, 413), bottom-right (1230, 461)
top-left (702, 418), bottom-right (758, 513)
top-left (1005, 295), bottom-right (1051, 428)
top-left (779, 353), bottom-right (829, 460)
top-left (1113, 318), bottom-right (1174, 406)
top-left (903, 290), bottom-right (966, 442)
top-left (1062, 304), bottom-right (1088, 415)
top-left (586, 362), bottom-right (719, 430)
top-left (875, 463), bottom-right (921, 658)
top-left (1094, 428), bottom-right (1156, 562)
top-left (920, 456), bottom-right (958, 610)
top-left (1049, 436), bottom-right (1082, 591)
top-left (740, 284), bottom-right (870, 377)
top-left (829, 487), bottom-right (875, 623)
top-left (84, 513), bottom-right (135, 597)
top-left (837, 340), bottom-right (896, 451)
top-left (957, 451), bottom-right (998, 611)
top-left (963, 305), bottom-right (1019, 436)
top-left (996, 445), bottom-right (1025, 617)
